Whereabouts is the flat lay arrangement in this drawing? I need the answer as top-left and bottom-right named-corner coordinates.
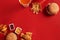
top-left (19, 0), bottom-right (59, 15)
top-left (0, 23), bottom-right (32, 40)
top-left (0, 0), bottom-right (60, 40)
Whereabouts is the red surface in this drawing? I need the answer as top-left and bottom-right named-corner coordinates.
top-left (0, 0), bottom-right (60, 40)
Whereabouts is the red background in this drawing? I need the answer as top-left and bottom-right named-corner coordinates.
top-left (0, 0), bottom-right (60, 40)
